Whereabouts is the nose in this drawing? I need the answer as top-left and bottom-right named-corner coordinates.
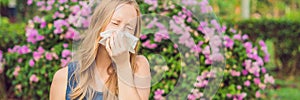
top-left (119, 24), bottom-right (126, 32)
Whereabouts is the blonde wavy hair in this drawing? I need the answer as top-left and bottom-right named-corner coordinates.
top-left (69, 0), bottom-right (141, 99)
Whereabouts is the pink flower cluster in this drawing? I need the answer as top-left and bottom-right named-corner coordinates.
top-left (8, 45), bottom-right (31, 55)
top-left (187, 89), bottom-right (203, 100)
top-left (226, 92), bottom-right (247, 100)
top-left (26, 27), bottom-right (45, 44)
top-left (154, 89), bottom-right (164, 100)
top-left (144, 0), bottom-right (158, 11)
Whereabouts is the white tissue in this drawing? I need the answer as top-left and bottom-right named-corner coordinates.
top-left (98, 30), bottom-right (138, 53)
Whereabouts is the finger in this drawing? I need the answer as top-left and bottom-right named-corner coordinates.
top-left (115, 31), bottom-right (122, 48)
top-left (106, 38), bottom-right (112, 56)
top-left (110, 33), bottom-right (115, 51)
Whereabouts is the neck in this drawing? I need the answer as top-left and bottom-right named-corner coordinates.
top-left (95, 45), bottom-right (112, 74)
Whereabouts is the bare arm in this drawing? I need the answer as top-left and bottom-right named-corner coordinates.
top-left (117, 55), bottom-right (151, 100)
top-left (49, 67), bottom-right (68, 100)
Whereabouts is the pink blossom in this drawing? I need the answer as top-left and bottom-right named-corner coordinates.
top-left (0, 50), bottom-right (2, 61)
top-left (18, 45), bottom-right (31, 54)
top-left (264, 55), bottom-right (270, 62)
top-left (81, 17), bottom-right (90, 28)
top-left (255, 91), bottom-right (261, 98)
top-left (205, 59), bottom-right (212, 65)
top-left (33, 51), bottom-right (42, 61)
top-left (27, 0), bottom-right (33, 5)
top-left (48, 6), bottom-right (55, 11)
top-left (18, 58), bottom-right (23, 63)
top-left (230, 28), bottom-right (237, 33)
top-left (226, 94), bottom-right (232, 98)
top-left (29, 59), bottom-right (35, 67)
top-left (154, 31), bottom-right (169, 42)
top-left (237, 92), bottom-right (247, 100)
top-left (191, 45), bottom-right (202, 55)
top-left (199, 0), bottom-right (213, 13)
top-left (16, 84), bottom-right (22, 91)
top-left (154, 89), bottom-right (164, 100)
top-left (242, 70), bottom-right (248, 76)
top-left (197, 21), bottom-right (208, 32)
top-left (52, 52), bottom-right (59, 60)
top-left (79, 4), bottom-right (92, 17)
top-left (58, 0), bottom-right (68, 4)
top-left (63, 43), bottom-right (69, 48)
top-left (248, 62), bottom-right (260, 74)
top-left (254, 71), bottom-right (260, 77)
top-left (231, 70), bottom-right (241, 76)
top-left (45, 52), bottom-right (53, 61)
top-left (259, 83), bottom-right (266, 90)
top-left (62, 49), bottom-right (71, 58)
top-left (173, 44), bottom-right (178, 48)
top-left (144, 0), bottom-right (158, 11)
top-left (254, 78), bottom-right (261, 85)
top-left (187, 94), bottom-right (196, 100)
top-left (53, 19), bottom-right (69, 34)
top-left (233, 34), bottom-right (242, 40)
top-left (65, 27), bottom-right (80, 40)
top-left (261, 67), bottom-right (266, 73)
top-left (224, 36), bottom-right (234, 49)
top-left (237, 85), bottom-right (242, 90)
top-left (26, 28), bottom-right (45, 44)
top-left (47, 0), bottom-right (55, 5)
top-left (37, 46), bottom-right (45, 53)
top-left (182, 0), bottom-right (198, 6)
top-left (33, 16), bottom-right (42, 23)
top-left (154, 89), bottom-right (164, 95)
top-left (54, 27), bottom-right (64, 34)
top-left (146, 17), bottom-right (158, 29)
top-left (142, 40), bottom-right (157, 49)
top-left (202, 46), bottom-right (210, 55)
top-left (243, 42), bottom-right (252, 51)
top-left (210, 53), bottom-right (224, 62)
top-left (243, 59), bottom-right (252, 69)
top-left (140, 34), bottom-right (147, 40)
top-left (53, 11), bottom-right (63, 19)
top-left (30, 74), bottom-right (39, 83)
top-left (244, 80), bottom-right (251, 87)
top-left (210, 35), bottom-right (222, 47)
top-left (60, 57), bottom-right (71, 67)
top-left (264, 74), bottom-right (275, 84)
top-left (36, 1), bottom-right (45, 6)
top-left (242, 34), bottom-right (249, 40)
top-left (40, 21), bottom-right (47, 28)
top-left (13, 66), bottom-right (21, 77)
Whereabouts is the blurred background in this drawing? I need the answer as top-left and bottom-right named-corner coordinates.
top-left (0, 0), bottom-right (299, 99)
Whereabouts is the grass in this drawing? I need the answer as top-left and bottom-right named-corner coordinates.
top-left (264, 77), bottom-right (300, 100)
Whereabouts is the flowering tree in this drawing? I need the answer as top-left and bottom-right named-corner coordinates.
top-left (1, 0), bottom-right (91, 99)
top-left (0, 0), bottom-right (274, 99)
top-left (139, 0), bottom-right (274, 100)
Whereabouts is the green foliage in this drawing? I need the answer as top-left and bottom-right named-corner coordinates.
top-left (0, 17), bottom-right (26, 51)
top-left (0, 0), bottom-right (9, 5)
top-left (235, 19), bottom-right (300, 75)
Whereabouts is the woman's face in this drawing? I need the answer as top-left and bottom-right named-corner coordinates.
top-left (104, 4), bottom-right (138, 35)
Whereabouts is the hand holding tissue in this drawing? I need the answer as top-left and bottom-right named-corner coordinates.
top-left (98, 30), bottom-right (139, 54)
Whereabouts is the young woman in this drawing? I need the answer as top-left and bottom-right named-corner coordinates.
top-left (50, 0), bottom-right (151, 100)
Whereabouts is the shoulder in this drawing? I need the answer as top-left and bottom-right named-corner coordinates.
top-left (135, 55), bottom-right (150, 76)
top-left (50, 66), bottom-right (68, 100)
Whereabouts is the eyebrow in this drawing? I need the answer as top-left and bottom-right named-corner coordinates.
top-left (112, 19), bottom-right (135, 27)
top-left (111, 18), bottom-right (121, 22)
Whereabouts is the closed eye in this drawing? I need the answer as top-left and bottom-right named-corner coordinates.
top-left (111, 22), bottom-right (119, 25)
top-left (127, 26), bottom-right (134, 30)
